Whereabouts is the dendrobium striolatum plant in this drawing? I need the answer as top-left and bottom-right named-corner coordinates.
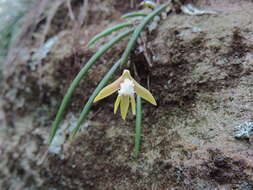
top-left (49, 1), bottom-right (170, 157)
top-left (94, 69), bottom-right (156, 120)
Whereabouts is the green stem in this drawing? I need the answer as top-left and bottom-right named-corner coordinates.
top-left (87, 22), bottom-right (133, 47)
top-left (49, 29), bottom-right (133, 144)
top-left (134, 96), bottom-right (142, 157)
top-left (69, 3), bottom-right (170, 140)
top-left (121, 11), bottom-right (148, 19)
top-left (71, 59), bottom-right (122, 138)
top-left (120, 3), bottom-right (169, 66)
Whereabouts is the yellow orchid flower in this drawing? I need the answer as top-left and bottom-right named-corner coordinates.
top-left (94, 70), bottom-right (157, 120)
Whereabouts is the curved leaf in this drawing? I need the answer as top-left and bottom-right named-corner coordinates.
top-left (69, 3), bottom-right (170, 139)
top-left (71, 59), bottom-right (122, 138)
top-left (87, 22), bottom-right (133, 47)
top-left (121, 11), bottom-right (147, 19)
top-left (49, 29), bottom-right (134, 144)
top-left (120, 3), bottom-right (170, 66)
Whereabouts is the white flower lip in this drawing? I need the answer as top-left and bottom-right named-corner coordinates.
top-left (93, 69), bottom-right (157, 120)
top-left (118, 79), bottom-right (135, 96)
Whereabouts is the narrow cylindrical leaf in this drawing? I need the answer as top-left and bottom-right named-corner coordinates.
top-left (134, 96), bottom-right (142, 157)
top-left (68, 3), bottom-right (170, 140)
top-left (87, 22), bottom-right (133, 47)
top-left (120, 3), bottom-right (169, 66)
top-left (71, 59), bottom-right (122, 138)
top-left (49, 29), bottom-right (133, 144)
top-left (121, 11), bottom-right (147, 19)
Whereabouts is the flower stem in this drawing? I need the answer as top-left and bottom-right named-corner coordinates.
top-left (53, 3), bottom-right (170, 142)
top-left (134, 96), bottom-right (142, 157)
top-left (49, 30), bottom-right (133, 144)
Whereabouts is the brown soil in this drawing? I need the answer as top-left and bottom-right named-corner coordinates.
top-left (1, 0), bottom-right (253, 189)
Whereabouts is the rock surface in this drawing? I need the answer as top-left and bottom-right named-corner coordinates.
top-left (1, 0), bottom-right (253, 189)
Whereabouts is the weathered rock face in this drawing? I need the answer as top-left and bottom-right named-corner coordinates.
top-left (1, 0), bottom-right (253, 189)
top-left (0, 0), bottom-right (36, 82)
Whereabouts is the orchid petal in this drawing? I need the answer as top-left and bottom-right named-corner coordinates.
top-left (121, 69), bottom-right (132, 80)
top-left (94, 77), bottom-right (122, 102)
top-left (114, 95), bottom-right (121, 114)
top-left (120, 95), bottom-right (130, 120)
top-left (130, 95), bottom-right (136, 115)
top-left (133, 81), bottom-right (157, 105)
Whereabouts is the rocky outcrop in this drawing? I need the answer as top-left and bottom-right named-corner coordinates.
top-left (1, 0), bottom-right (253, 189)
